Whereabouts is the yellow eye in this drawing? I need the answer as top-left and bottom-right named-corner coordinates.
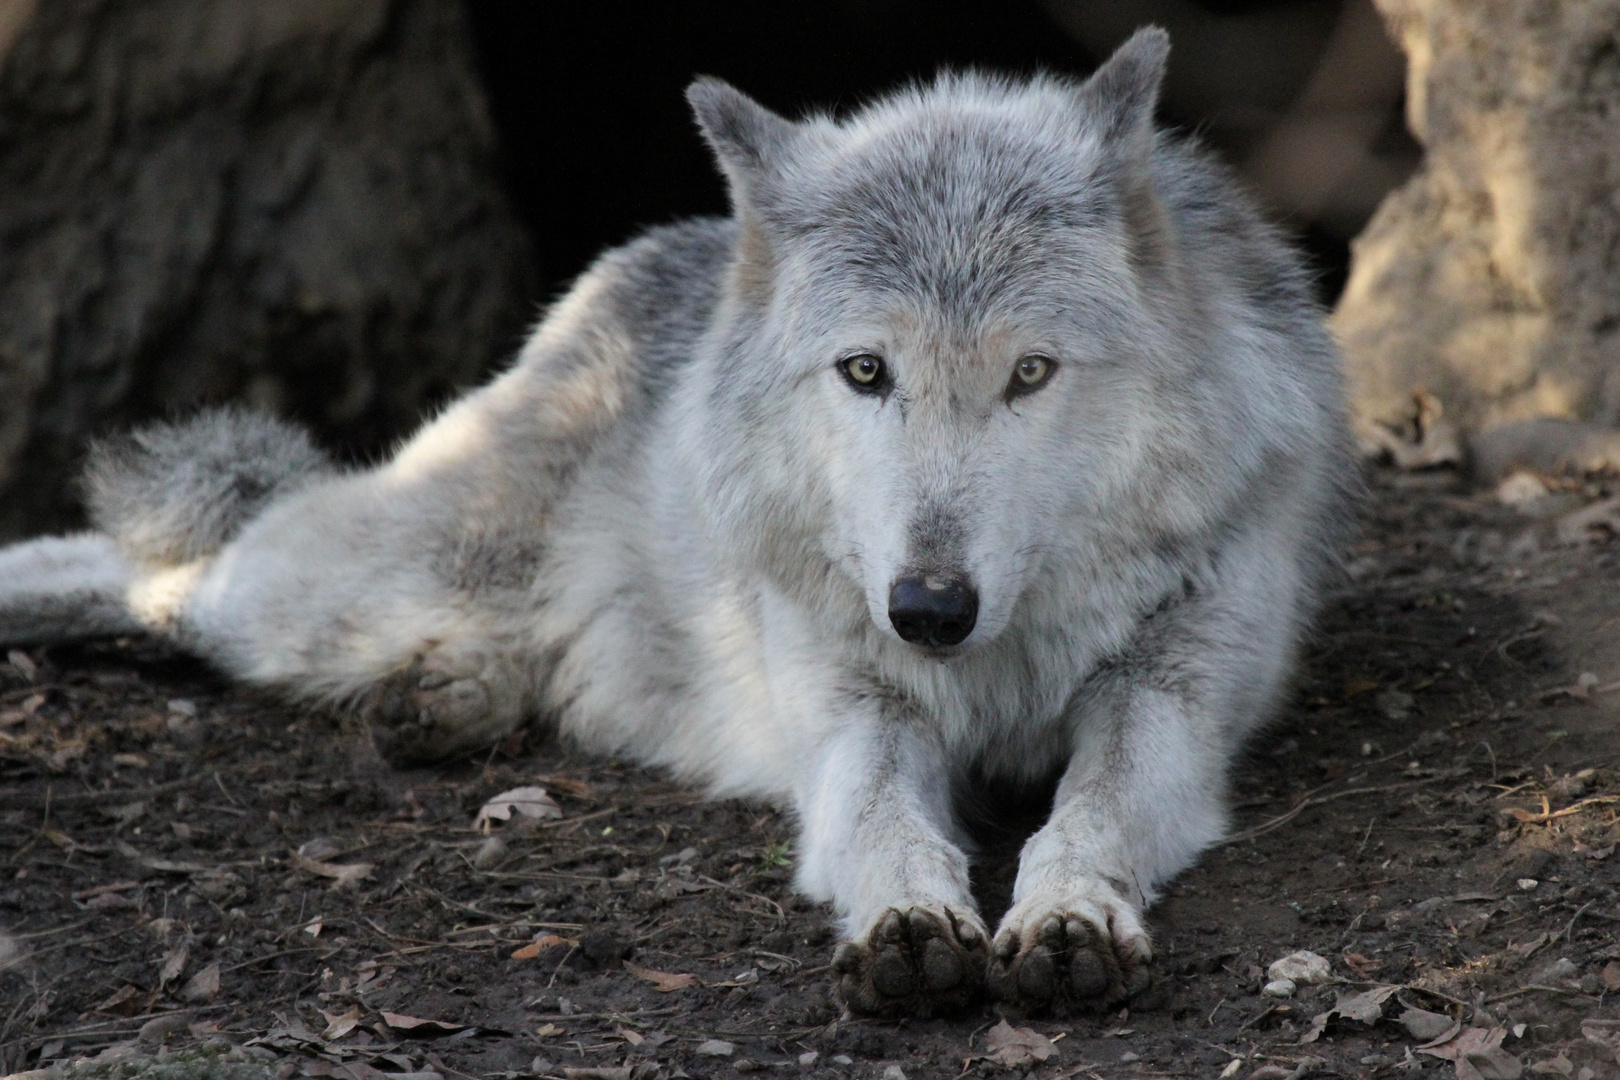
top-left (1015, 355), bottom-right (1051, 386)
top-left (842, 353), bottom-right (885, 389)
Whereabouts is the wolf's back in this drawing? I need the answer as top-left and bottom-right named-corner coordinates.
top-left (0, 409), bottom-right (333, 646)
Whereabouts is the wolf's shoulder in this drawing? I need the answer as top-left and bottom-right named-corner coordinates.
top-left (1149, 135), bottom-right (1322, 327)
top-left (577, 215), bottom-right (737, 332)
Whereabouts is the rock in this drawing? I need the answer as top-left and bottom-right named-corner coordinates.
top-left (1375, 690), bottom-right (1416, 721)
top-left (1334, 0), bottom-right (1620, 438)
top-left (695, 1040), bottom-right (735, 1058)
top-left (0, 0), bottom-right (534, 539)
top-left (1268, 950), bottom-right (1334, 985)
top-left (1399, 1006), bottom-right (1458, 1042)
top-left (1263, 977), bottom-right (1297, 998)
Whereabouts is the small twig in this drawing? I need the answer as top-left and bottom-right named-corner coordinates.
top-left (7, 785), bottom-right (51, 866)
top-left (1487, 984), bottom-right (1597, 1005)
top-left (1564, 900), bottom-right (1596, 942)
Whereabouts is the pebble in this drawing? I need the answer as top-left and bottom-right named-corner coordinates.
top-left (798, 1051), bottom-right (819, 1067)
top-left (1267, 950), bottom-right (1333, 985)
top-left (696, 1039), bottom-right (735, 1057)
top-left (882, 1068), bottom-right (908, 1080)
top-left (1262, 977), bottom-right (1297, 998)
top-left (830, 1055), bottom-right (854, 1066)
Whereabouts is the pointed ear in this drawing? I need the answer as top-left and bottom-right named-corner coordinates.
top-left (1076, 26), bottom-right (1169, 151)
top-left (687, 78), bottom-right (797, 206)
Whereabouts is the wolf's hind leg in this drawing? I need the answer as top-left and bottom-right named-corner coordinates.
top-left (358, 638), bottom-right (531, 762)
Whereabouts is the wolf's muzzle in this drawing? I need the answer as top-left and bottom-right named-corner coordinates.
top-left (888, 574), bottom-right (978, 648)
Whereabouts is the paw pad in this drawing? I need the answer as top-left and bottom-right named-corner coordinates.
top-left (831, 907), bottom-right (987, 1018)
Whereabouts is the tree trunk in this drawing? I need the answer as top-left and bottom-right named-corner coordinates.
top-left (0, 0), bottom-right (535, 539)
top-left (1333, 0), bottom-right (1620, 437)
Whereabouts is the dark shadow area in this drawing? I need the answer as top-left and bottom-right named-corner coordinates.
top-left (465, 0), bottom-right (1418, 308)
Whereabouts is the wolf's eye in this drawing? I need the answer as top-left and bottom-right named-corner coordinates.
top-left (840, 353), bottom-right (887, 392)
top-left (1005, 354), bottom-right (1056, 399)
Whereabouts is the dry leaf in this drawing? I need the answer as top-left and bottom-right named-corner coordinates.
top-left (511, 932), bottom-right (576, 960)
top-left (1601, 962), bottom-right (1620, 993)
top-left (614, 1027), bottom-right (645, 1046)
top-left (380, 1011), bottom-right (466, 1035)
top-left (535, 1023), bottom-right (563, 1038)
top-left (321, 1008), bottom-right (361, 1041)
top-left (159, 943), bottom-right (190, 986)
top-left (534, 774), bottom-right (593, 799)
top-left (89, 985), bottom-right (141, 1014)
top-left (1342, 951), bottom-right (1382, 978)
top-left (624, 960), bottom-right (697, 992)
top-left (982, 1020), bottom-right (1055, 1068)
top-left (182, 963), bottom-right (220, 1003)
top-left (475, 787), bottom-right (563, 832)
top-left (1582, 1018), bottom-right (1620, 1063)
top-left (1301, 985), bottom-right (1398, 1043)
top-left (291, 851), bottom-right (372, 889)
top-left (1420, 1027), bottom-right (1523, 1080)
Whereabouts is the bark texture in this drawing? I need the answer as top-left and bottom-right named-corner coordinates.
top-left (1332, 0), bottom-right (1620, 436)
top-left (0, 0), bottom-right (535, 538)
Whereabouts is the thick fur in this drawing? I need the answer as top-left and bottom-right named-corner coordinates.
top-left (0, 31), bottom-right (1354, 1017)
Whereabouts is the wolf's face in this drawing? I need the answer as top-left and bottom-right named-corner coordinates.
top-left (690, 45), bottom-right (1190, 653)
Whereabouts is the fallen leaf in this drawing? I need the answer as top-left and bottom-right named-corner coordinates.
top-left (291, 851), bottom-right (372, 889)
top-left (88, 985), bottom-right (142, 1014)
top-left (1602, 962), bottom-right (1620, 993)
top-left (321, 1008), bottom-right (361, 1041)
top-left (535, 1023), bottom-right (563, 1038)
top-left (982, 1020), bottom-right (1055, 1068)
top-left (1301, 985), bottom-right (1398, 1044)
top-left (380, 1012), bottom-right (466, 1036)
top-left (614, 1026), bottom-right (645, 1046)
top-left (624, 960), bottom-right (697, 992)
top-left (511, 932), bottom-right (576, 960)
top-left (159, 943), bottom-right (190, 987)
top-left (182, 963), bottom-right (220, 1003)
top-left (1420, 1027), bottom-right (1523, 1080)
top-left (474, 786), bottom-right (562, 832)
top-left (534, 774), bottom-right (593, 799)
top-left (1342, 951), bottom-right (1382, 978)
top-left (1582, 1018), bottom-right (1620, 1063)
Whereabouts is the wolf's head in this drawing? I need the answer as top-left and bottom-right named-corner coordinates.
top-left (682, 30), bottom-right (1274, 655)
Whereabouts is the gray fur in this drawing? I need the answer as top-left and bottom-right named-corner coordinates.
top-left (0, 29), bottom-right (1354, 1016)
top-left (85, 409), bottom-right (335, 567)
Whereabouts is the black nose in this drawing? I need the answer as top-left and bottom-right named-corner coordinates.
top-left (888, 575), bottom-right (978, 647)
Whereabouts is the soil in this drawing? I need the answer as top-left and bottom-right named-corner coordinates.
top-left (4, 464), bottom-right (1620, 1080)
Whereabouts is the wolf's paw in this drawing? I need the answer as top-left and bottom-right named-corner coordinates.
top-left (360, 645), bottom-right (523, 763)
top-left (986, 892), bottom-right (1151, 1016)
top-left (831, 907), bottom-right (987, 1018)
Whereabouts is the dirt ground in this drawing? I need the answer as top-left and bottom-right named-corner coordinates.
top-left (4, 464), bottom-right (1620, 1080)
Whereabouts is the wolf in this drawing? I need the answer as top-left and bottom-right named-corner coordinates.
top-left (0, 29), bottom-right (1352, 1016)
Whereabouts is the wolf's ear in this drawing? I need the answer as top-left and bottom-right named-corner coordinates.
top-left (1075, 27), bottom-right (1169, 152)
top-left (687, 78), bottom-right (797, 207)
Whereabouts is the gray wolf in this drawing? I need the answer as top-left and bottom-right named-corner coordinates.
top-left (0, 29), bottom-right (1353, 1017)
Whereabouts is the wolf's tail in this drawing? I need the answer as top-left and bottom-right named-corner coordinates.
top-left (0, 409), bottom-right (334, 646)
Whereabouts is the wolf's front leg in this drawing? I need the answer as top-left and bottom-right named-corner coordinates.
top-left (989, 565), bottom-right (1302, 1014)
top-left (794, 723), bottom-right (987, 1017)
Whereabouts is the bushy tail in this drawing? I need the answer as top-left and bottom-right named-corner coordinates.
top-left (85, 408), bottom-right (334, 567)
top-left (0, 409), bottom-right (333, 646)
